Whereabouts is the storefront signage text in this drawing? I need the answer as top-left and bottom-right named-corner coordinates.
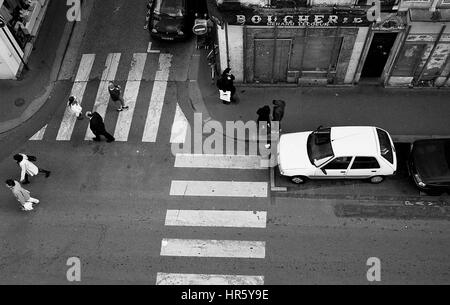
top-left (228, 13), bottom-right (372, 27)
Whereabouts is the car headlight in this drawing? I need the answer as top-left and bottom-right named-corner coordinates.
top-left (413, 174), bottom-right (426, 188)
top-left (151, 28), bottom-right (158, 33)
top-left (177, 30), bottom-right (184, 36)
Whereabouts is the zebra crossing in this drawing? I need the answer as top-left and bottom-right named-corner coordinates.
top-left (30, 51), bottom-right (185, 144)
top-left (157, 153), bottom-right (269, 285)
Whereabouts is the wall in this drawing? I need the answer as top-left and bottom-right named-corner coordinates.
top-left (227, 25), bottom-right (244, 81)
top-left (344, 27), bottom-right (369, 83)
top-left (0, 26), bottom-right (22, 79)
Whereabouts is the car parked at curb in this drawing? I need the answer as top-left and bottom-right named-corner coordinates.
top-left (407, 138), bottom-right (450, 196)
top-left (277, 126), bottom-right (397, 184)
top-left (147, 0), bottom-right (193, 41)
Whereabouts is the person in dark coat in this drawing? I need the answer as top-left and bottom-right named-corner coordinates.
top-left (108, 81), bottom-right (129, 112)
top-left (272, 99), bottom-right (286, 131)
top-left (257, 105), bottom-right (272, 149)
top-left (217, 68), bottom-right (236, 103)
top-left (86, 111), bottom-right (115, 143)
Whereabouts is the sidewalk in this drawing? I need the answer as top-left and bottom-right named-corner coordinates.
top-left (190, 48), bottom-right (450, 143)
top-left (0, 0), bottom-right (76, 134)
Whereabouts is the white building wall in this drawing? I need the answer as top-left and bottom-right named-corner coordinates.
top-left (344, 27), bottom-right (369, 83)
top-left (227, 25), bottom-right (244, 82)
top-left (0, 26), bottom-right (23, 79)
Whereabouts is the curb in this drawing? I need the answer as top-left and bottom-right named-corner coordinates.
top-left (0, 0), bottom-right (91, 135)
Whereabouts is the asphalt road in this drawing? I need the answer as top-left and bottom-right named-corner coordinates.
top-left (0, 0), bottom-right (449, 285)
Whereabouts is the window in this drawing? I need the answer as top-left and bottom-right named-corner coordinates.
top-left (307, 128), bottom-right (334, 167)
top-left (377, 128), bottom-right (394, 164)
top-left (351, 157), bottom-right (381, 169)
top-left (323, 157), bottom-right (352, 170)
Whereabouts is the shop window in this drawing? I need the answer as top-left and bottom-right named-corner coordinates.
top-left (392, 44), bottom-right (426, 76)
top-left (302, 36), bottom-right (341, 72)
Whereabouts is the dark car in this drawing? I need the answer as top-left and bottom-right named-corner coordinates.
top-left (407, 138), bottom-right (450, 195)
top-left (147, 0), bottom-right (194, 41)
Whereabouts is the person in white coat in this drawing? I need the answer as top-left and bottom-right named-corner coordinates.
top-left (5, 179), bottom-right (40, 211)
top-left (68, 96), bottom-right (83, 120)
top-left (13, 154), bottom-right (51, 185)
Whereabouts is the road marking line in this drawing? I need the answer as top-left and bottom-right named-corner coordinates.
top-left (170, 103), bottom-right (189, 144)
top-left (147, 42), bottom-right (152, 52)
top-left (113, 53), bottom-right (147, 141)
top-left (85, 53), bottom-right (121, 140)
top-left (156, 273), bottom-right (264, 285)
top-left (165, 210), bottom-right (267, 228)
top-left (174, 154), bottom-right (265, 169)
top-left (160, 239), bottom-right (266, 258)
top-left (170, 180), bottom-right (268, 198)
top-left (142, 54), bottom-right (172, 142)
top-left (56, 54), bottom-right (95, 141)
top-left (30, 125), bottom-right (47, 141)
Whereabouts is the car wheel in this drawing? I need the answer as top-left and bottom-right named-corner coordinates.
top-left (291, 176), bottom-right (307, 184)
top-left (369, 176), bottom-right (385, 184)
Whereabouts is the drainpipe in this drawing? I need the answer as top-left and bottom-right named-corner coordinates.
top-left (224, 22), bottom-right (230, 68)
top-left (415, 24), bottom-right (446, 85)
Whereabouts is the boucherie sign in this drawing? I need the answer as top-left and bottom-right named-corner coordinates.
top-left (225, 13), bottom-right (372, 27)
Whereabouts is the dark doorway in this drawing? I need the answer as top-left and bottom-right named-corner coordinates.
top-left (361, 33), bottom-right (397, 78)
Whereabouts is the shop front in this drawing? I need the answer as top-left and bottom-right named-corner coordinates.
top-left (212, 7), bottom-right (376, 85)
top-left (0, 0), bottom-right (49, 79)
top-left (386, 8), bottom-right (450, 87)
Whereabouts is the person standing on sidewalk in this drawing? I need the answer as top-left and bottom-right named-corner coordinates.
top-left (67, 96), bottom-right (83, 120)
top-left (5, 179), bottom-right (40, 212)
top-left (86, 111), bottom-right (115, 143)
top-left (217, 68), bottom-right (236, 104)
top-left (13, 154), bottom-right (51, 185)
top-left (272, 99), bottom-right (286, 132)
top-left (257, 105), bottom-right (272, 149)
top-left (108, 81), bottom-right (129, 112)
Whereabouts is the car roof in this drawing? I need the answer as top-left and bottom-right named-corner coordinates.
top-left (330, 126), bottom-right (379, 157)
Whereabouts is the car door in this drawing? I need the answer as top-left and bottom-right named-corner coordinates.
top-left (346, 156), bottom-right (381, 178)
top-left (314, 156), bottom-right (353, 179)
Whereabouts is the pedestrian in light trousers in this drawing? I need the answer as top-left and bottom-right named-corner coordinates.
top-left (13, 154), bottom-right (51, 185)
top-left (5, 179), bottom-right (40, 211)
top-left (67, 95), bottom-right (83, 120)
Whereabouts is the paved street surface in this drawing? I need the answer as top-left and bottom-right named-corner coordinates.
top-left (0, 0), bottom-right (449, 285)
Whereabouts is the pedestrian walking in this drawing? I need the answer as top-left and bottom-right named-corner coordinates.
top-left (67, 96), bottom-right (83, 120)
top-left (86, 111), bottom-right (115, 143)
top-left (217, 68), bottom-right (236, 104)
top-left (257, 105), bottom-right (272, 149)
top-left (13, 154), bottom-right (51, 185)
top-left (272, 99), bottom-right (286, 131)
top-left (5, 179), bottom-right (40, 211)
top-left (108, 81), bottom-right (129, 112)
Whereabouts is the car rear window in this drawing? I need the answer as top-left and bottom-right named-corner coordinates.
top-left (376, 128), bottom-right (394, 164)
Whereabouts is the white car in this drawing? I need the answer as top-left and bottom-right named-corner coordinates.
top-left (277, 126), bottom-right (397, 184)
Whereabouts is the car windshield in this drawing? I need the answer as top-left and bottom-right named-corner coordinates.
top-left (154, 0), bottom-right (185, 17)
top-left (377, 128), bottom-right (394, 164)
top-left (307, 127), bottom-right (334, 167)
top-left (414, 140), bottom-right (450, 182)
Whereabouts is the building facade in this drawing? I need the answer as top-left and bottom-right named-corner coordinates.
top-left (0, 0), bottom-right (49, 79)
top-left (208, 0), bottom-right (450, 87)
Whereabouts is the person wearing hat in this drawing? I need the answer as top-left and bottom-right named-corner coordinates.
top-left (86, 111), bottom-right (115, 143)
top-left (217, 68), bottom-right (236, 104)
top-left (5, 179), bottom-right (40, 211)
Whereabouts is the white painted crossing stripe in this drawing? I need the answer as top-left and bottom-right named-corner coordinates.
top-left (170, 180), bottom-right (268, 198)
top-left (56, 54), bottom-right (95, 141)
top-left (142, 54), bottom-right (172, 142)
top-left (74, 54), bottom-right (95, 82)
top-left (174, 154), bottom-right (265, 169)
top-left (85, 53), bottom-right (121, 140)
top-left (160, 239), bottom-right (266, 258)
top-left (156, 273), bottom-right (264, 285)
top-left (165, 210), bottom-right (267, 228)
top-left (30, 125), bottom-right (47, 141)
top-left (170, 103), bottom-right (189, 144)
top-left (113, 53), bottom-right (147, 141)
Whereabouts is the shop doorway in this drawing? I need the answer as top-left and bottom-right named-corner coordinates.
top-left (361, 33), bottom-right (397, 79)
top-left (254, 39), bottom-right (291, 83)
